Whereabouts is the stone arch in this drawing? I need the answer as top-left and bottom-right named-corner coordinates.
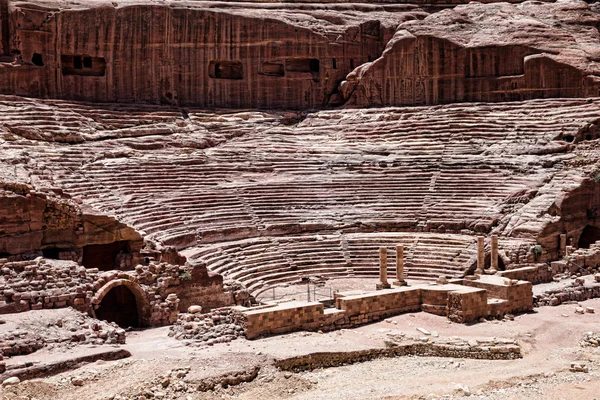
top-left (92, 279), bottom-right (149, 327)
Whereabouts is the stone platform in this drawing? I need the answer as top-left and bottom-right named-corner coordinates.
top-left (235, 275), bottom-right (533, 339)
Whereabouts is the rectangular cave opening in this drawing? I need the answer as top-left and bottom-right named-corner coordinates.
top-left (42, 248), bottom-right (61, 259)
top-left (260, 62), bottom-right (285, 77)
top-left (61, 55), bottom-right (106, 77)
top-left (286, 58), bottom-right (320, 73)
top-left (209, 60), bottom-right (243, 80)
top-left (82, 240), bottom-right (130, 271)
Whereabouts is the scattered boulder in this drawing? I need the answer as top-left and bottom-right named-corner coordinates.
top-left (2, 377), bottom-right (20, 386)
top-left (187, 305), bottom-right (202, 314)
top-left (570, 362), bottom-right (589, 373)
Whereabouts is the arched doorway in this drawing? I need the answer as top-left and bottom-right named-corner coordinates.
top-left (95, 285), bottom-right (139, 328)
top-left (578, 225), bottom-right (600, 249)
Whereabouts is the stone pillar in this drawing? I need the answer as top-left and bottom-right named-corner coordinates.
top-left (476, 236), bottom-right (485, 276)
top-left (490, 235), bottom-right (499, 273)
top-left (376, 247), bottom-right (391, 289)
top-left (560, 234), bottom-right (567, 258)
top-left (393, 245), bottom-right (407, 286)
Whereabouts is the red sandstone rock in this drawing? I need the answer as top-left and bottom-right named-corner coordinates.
top-left (0, 0), bottom-right (424, 109)
top-left (341, 0), bottom-right (600, 106)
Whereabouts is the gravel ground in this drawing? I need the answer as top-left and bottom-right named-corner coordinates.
top-left (2, 299), bottom-right (600, 399)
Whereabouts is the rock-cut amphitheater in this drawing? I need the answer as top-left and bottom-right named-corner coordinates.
top-left (2, 0), bottom-right (600, 398)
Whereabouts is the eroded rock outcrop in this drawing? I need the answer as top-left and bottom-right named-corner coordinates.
top-left (341, 0), bottom-right (600, 106)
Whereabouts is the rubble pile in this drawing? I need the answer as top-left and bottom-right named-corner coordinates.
top-left (168, 307), bottom-right (244, 345)
top-left (0, 308), bottom-right (126, 358)
top-left (581, 332), bottom-right (600, 347)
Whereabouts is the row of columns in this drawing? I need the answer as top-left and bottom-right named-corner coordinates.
top-left (475, 234), bottom-right (499, 275)
top-left (378, 245), bottom-right (407, 289)
top-left (378, 234), bottom-right (503, 287)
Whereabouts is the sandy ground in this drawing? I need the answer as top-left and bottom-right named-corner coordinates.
top-left (2, 298), bottom-right (600, 400)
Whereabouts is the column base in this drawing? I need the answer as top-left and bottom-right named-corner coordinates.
top-left (376, 283), bottom-right (391, 290)
top-left (393, 280), bottom-right (408, 287)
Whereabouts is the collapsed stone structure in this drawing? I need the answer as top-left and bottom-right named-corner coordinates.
top-left (0, 0), bottom-right (600, 339)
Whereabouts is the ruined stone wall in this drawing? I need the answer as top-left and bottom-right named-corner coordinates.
top-left (172, 267), bottom-right (233, 313)
top-left (237, 277), bottom-right (529, 338)
top-left (534, 276), bottom-right (600, 307)
top-left (0, 255), bottom-right (225, 327)
top-left (0, 2), bottom-right (393, 109)
top-left (498, 265), bottom-right (553, 285)
top-left (446, 289), bottom-right (487, 323)
top-left (275, 339), bottom-right (522, 372)
top-left (457, 278), bottom-right (533, 314)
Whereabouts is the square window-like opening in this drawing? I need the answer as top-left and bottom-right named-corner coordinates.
top-left (261, 62), bottom-right (284, 77)
top-left (209, 61), bottom-right (243, 80)
top-left (286, 58), bottom-right (320, 73)
top-left (83, 56), bottom-right (92, 68)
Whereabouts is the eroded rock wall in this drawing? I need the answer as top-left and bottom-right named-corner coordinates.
top-left (0, 184), bottom-right (143, 268)
top-left (0, 0), bottom-right (419, 109)
top-left (341, 1), bottom-right (600, 106)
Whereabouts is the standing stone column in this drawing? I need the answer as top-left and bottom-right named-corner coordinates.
top-left (476, 236), bottom-right (485, 276)
top-left (377, 247), bottom-right (391, 289)
top-left (560, 234), bottom-right (567, 258)
top-left (393, 245), bottom-right (407, 286)
top-left (490, 235), bottom-right (499, 273)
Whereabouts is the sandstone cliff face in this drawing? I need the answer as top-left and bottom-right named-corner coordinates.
top-left (0, 0), bottom-right (423, 109)
top-left (0, 183), bottom-right (143, 265)
top-left (340, 0), bottom-right (600, 106)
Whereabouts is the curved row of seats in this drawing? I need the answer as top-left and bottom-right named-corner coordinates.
top-left (185, 232), bottom-right (478, 293)
top-left (1, 96), bottom-right (599, 287)
top-left (8, 97), bottom-right (594, 250)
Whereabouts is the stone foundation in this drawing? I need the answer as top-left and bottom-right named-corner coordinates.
top-left (275, 338), bottom-right (521, 372)
top-left (236, 276), bottom-right (532, 339)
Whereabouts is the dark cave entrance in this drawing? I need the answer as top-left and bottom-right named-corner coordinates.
top-left (578, 225), bottom-right (600, 249)
top-left (484, 253), bottom-right (506, 270)
top-left (95, 285), bottom-right (139, 328)
top-left (42, 248), bottom-right (61, 259)
top-left (82, 241), bottom-right (130, 271)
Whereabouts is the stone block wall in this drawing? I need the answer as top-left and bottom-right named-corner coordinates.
top-left (0, 258), bottom-right (96, 314)
top-left (242, 302), bottom-right (325, 339)
top-left (446, 288), bottom-right (488, 323)
top-left (237, 276), bottom-right (539, 339)
top-left (173, 268), bottom-right (233, 313)
top-left (498, 265), bottom-right (553, 285)
top-left (335, 288), bottom-right (421, 318)
top-left (456, 276), bottom-right (533, 315)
